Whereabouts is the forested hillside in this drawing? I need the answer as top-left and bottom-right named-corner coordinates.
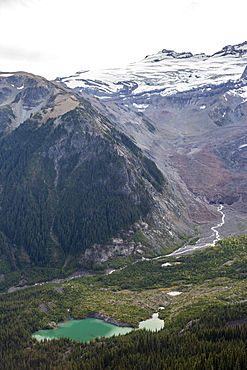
top-left (1, 236), bottom-right (247, 369)
top-left (0, 72), bottom-right (193, 291)
top-left (0, 105), bottom-right (160, 270)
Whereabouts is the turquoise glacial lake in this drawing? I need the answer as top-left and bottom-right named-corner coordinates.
top-left (32, 318), bottom-right (133, 343)
top-left (32, 313), bottom-right (164, 343)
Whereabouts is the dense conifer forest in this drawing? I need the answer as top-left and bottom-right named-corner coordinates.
top-left (0, 74), bottom-right (247, 369)
top-left (1, 236), bottom-right (247, 369)
top-left (0, 105), bottom-right (166, 282)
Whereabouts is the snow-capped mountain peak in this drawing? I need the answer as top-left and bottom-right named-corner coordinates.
top-left (143, 49), bottom-right (209, 64)
top-left (212, 41), bottom-right (247, 57)
top-left (54, 42), bottom-right (247, 228)
top-left (57, 42), bottom-right (247, 101)
top-left (147, 49), bottom-right (194, 60)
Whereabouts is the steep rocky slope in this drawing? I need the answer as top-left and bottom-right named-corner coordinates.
top-left (0, 72), bottom-right (193, 278)
top-left (58, 42), bottom-right (247, 234)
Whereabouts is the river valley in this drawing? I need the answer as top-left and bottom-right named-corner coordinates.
top-left (30, 203), bottom-right (247, 345)
top-left (166, 205), bottom-right (226, 257)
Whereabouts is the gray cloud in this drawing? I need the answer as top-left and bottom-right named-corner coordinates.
top-left (0, 44), bottom-right (54, 62)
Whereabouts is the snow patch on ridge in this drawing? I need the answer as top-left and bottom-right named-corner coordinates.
top-left (133, 103), bottom-right (149, 111)
top-left (228, 86), bottom-right (247, 101)
top-left (167, 291), bottom-right (182, 296)
top-left (239, 143), bottom-right (247, 149)
top-left (0, 73), bottom-right (14, 77)
top-left (58, 42), bottom-right (247, 100)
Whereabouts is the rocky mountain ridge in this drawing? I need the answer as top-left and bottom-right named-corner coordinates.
top-left (0, 72), bottom-right (193, 283)
top-left (57, 42), bottom-right (247, 237)
top-left (57, 41), bottom-right (247, 102)
top-left (1, 41), bottom-right (247, 285)
top-left (0, 72), bottom-right (80, 132)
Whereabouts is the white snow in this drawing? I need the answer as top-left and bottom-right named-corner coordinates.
top-left (239, 143), bottom-right (247, 149)
top-left (10, 83), bottom-right (24, 90)
top-left (239, 86), bottom-right (247, 100)
top-left (228, 86), bottom-right (247, 101)
top-left (133, 103), bottom-right (149, 111)
top-left (106, 269), bottom-right (116, 275)
top-left (60, 47), bottom-right (247, 100)
top-left (200, 105), bottom-right (206, 109)
top-left (167, 291), bottom-right (182, 296)
top-left (0, 73), bottom-right (14, 77)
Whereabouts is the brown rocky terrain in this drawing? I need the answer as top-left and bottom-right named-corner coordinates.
top-left (80, 81), bottom-right (247, 239)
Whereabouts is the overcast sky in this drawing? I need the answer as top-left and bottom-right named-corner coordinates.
top-left (0, 0), bottom-right (246, 80)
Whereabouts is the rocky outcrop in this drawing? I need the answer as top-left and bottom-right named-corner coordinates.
top-left (66, 44), bottom-right (247, 230)
top-left (87, 312), bottom-right (133, 327)
top-left (0, 72), bottom-right (195, 275)
top-left (241, 66), bottom-right (247, 80)
top-left (0, 72), bottom-right (79, 132)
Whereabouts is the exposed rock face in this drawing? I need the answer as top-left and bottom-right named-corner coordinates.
top-left (3, 41), bottom-right (247, 273)
top-left (0, 72), bottom-right (194, 273)
top-left (241, 66), bottom-right (247, 79)
top-left (39, 303), bottom-right (49, 313)
top-left (58, 41), bottom-right (247, 102)
top-left (0, 72), bottom-right (80, 132)
top-left (87, 312), bottom-right (133, 327)
top-left (59, 42), bottom-right (247, 231)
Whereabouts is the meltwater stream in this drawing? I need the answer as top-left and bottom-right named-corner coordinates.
top-left (211, 205), bottom-right (225, 245)
top-left (165, 205), bottom-right (226, 258)
top-left (106, 205), bottom-right (226, 273)
top-left (32, 208), bottom-right (226, 344)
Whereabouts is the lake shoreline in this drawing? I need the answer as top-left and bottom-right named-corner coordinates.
top-left (33, 312), bottom-right (165, 342)
top-left (86, 312), bottom-right (134, 328)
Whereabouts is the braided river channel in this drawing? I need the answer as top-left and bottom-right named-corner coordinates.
top-left (32, 206), bottom-right (226, 343)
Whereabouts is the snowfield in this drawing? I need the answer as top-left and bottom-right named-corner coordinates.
top-left (58, 42), bottom-right (247, 99)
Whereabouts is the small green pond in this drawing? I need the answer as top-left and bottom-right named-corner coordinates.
top-left (32, 313), bottom-right (164, 343)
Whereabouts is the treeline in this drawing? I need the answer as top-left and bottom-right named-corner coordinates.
top-left (98, 235), bottom-right (247, 290)
top-left (118, 131), bottom-right (166, 193)
top-left (0, 236), bottom-right (247, 368)
top-left (0, 107), bottom-right (164, 274)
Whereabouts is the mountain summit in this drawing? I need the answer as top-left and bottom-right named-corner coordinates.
top-left (1, 42), bottom-right (247, 288)
top-left (212, 41), bottom-right (247, 57)
top-left (57, 41), bottom-right (247, 100)
top-left (0, 72), bottom-right (193, 287)
top-left (57, 42), bottom-right (247, 241)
